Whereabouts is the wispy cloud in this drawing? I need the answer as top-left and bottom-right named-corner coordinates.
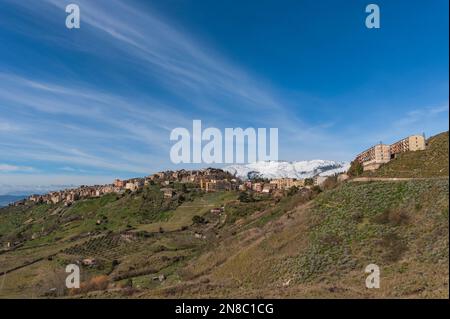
top-left (0, 164), bottom-right (35, 172)
top-left (0, 0), bottom-right (310, 187)
top-left (397, 105), bottom-right (449, 127)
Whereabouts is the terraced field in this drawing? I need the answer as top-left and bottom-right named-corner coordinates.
top-left (137, 191), bottom-right (237, 233)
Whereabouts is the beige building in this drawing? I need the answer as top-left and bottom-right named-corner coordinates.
top-left (161, 188), bottom-right (175, 198)
top-left (114, 179), bottom-right (126, 188)
top-left (356, 143), bottom-right (391, 171)
top-left (313, 176), bottom-right (328, 186)
top-left (390, 134), bottom-right (426, 158)
top-left (355, 134), bottom-right (426, 171)
top-left (252, 183), bottom-right (263, 192)
top-left (270, 178), bottom-right (304, 190)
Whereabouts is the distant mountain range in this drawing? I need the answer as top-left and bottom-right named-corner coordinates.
top-left (0, 195), bottom-right (27, 207)
top-left (224, 160), bottom-right (350, 180)
top-left (0, 184), bottom-right (77, 199)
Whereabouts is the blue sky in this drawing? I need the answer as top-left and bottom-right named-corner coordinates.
top-left (0, 0), bottom-right (448, 194)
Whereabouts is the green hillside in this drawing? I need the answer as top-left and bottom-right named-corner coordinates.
top-left (0, 178), bottom-right (447, 298)
top-left (363, 131), bottom-right (449, 178)
top-left (137, 179), bottom-right (448, 298)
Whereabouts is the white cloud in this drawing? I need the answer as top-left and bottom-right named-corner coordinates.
top-left (0, 164), bottom-right (35, 172)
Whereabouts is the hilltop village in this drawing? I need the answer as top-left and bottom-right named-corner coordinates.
top-left (14, 168), bottom-right (313, 207)
top-left (9, 133), bottom-right (427, 208)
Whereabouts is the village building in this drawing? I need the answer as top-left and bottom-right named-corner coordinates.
top-left (29, 194), bottom-right (43, 203)
top-left (50, 192), bottom-right (62, 204)
top-left (161, 188), bottom-right (175, 198)
top-left (125, 179), bottom-right (143, 192)
top-left (314, 176), bottom-right (328, 186)
top-left (262, 184), bottom-right (272, 193)
top-left (252, 183), bottom-right (263, 192)
top-left (114, 179), bottom-right (126, 188)
top-left (270, 178), bottom-right (304, 190)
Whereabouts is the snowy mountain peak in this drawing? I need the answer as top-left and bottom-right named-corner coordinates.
top-left (224, 160), bottom-right (350, 180)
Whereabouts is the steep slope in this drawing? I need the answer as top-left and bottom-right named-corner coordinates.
top-left (363, 131), bottom-right (449, 178)
top-left (225, 160), bottom-right (350, 180)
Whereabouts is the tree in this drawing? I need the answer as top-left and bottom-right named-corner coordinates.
top-left (304, 178), bottom-right (314, 186)
top-left (348, 160), bottom-right (363, 177)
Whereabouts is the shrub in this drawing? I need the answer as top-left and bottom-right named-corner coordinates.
top-left (192, 215), bottom-right (206, 224)
top-left (379, 232), bottom-right (408, 263)
top-left (311, 186), bottom-right (322, 194)
top-left (373, 209), bottom-right (409, 226)
top-left (238, 191), bottom-right (254, 203)
top-left (69, 275), bottom-right (110, 295)
top-left (287, 186), bottom-right (299, 196)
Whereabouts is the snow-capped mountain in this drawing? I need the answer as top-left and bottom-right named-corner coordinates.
top-left (224, 160), bottom-right (350, 180)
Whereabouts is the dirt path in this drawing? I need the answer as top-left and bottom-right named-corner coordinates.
top-left (349, 176), bottom-right (449, 182)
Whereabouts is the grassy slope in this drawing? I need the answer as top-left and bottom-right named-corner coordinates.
top-left (147, 180), bottom-right (448, 298)
top-left (363, 131), bottom-right (449, 178)
top-left (0, 187), bottom-right (238, 297)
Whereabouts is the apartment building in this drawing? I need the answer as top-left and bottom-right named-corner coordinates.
top-left (355, 134), bottom-right (427, 171)
top-left (389, 134), bottom-right (426, 158)
top-left (355, 143), bottom-right (391, 171)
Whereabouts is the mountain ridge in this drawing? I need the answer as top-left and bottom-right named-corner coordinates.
top-left (224, 160), bottom-right (350, 180)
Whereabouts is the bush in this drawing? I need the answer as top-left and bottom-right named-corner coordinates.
top-left (238, 191), bottom-right (254, 203)
top-left (192, 215), bottom-right (206, 224)
top-left (378, 232), bottom-right (408, 263)
top-left (69, 275), bottom-right (109, 295)
top-left (287, 186), bottom-right (299, 196)
top-left (311, 186), bottom-right (322, 194)
top-left (372, 209), bottom-right (409, 226)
